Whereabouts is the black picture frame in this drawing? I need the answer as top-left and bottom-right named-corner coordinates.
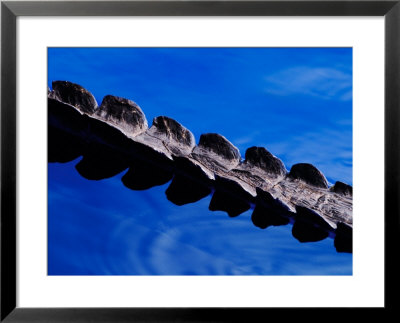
top-left (1, 0), bottom-right (399, 321)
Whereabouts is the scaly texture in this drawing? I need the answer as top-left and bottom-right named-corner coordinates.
top-left (48, 81), bottom-right (353, 253)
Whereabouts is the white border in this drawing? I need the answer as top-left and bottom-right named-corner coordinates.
top-left (17, 17), bottom-right (384, 307)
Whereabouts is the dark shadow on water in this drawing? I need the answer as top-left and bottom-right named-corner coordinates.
top-left (122, 159), bottom-right (173, 191)
top-left (48, 96), bottom-right (352, 254)
top-left (48, 125), bottom-right (352, 254)
top-left (166, 175), bottom-right (211, 206)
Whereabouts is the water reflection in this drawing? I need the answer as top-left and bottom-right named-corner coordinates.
top-left (47, 47), bottom-right (353, 275)
top-left (49, 121), bottom-right (352, 255)
top-left (48, 159), bottom-right (352, 275)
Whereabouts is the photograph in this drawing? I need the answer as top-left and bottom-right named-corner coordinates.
top-left (3, 0), bottom-right (398, 319)
top-left (47, 47), bottom-right (353, 276)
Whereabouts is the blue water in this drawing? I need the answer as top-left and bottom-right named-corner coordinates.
top-left (48, 47), bottom-right (353, 275)
top-left (48, 159), bottom-right (352, 275)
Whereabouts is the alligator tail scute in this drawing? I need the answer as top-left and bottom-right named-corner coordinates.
top-left (48, 81), bottom-right (353, 253)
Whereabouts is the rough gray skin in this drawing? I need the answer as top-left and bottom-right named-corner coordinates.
top-left (242, 146), bottom-right (287, 177)
top-left (134, 116), bottom-right (196, 159)
top-left (52, 81), bottom-right (98, 114)
top-left (48, 81), bottom-right (353, 253)
top-left (330, 181), bottom-right (353, 196)
top-left (96, 95), bottom-right (148, 137)
top-left (288, 163), bottom-right (328, 188)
